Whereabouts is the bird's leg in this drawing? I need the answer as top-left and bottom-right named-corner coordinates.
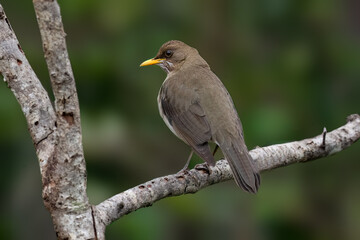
top-left (212, 145), bottom-right (219, 156)
top-left (177, 150), bottom-right (193, 173)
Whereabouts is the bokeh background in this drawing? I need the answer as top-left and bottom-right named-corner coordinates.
top-left (0, 0), bottom-right (359, 239)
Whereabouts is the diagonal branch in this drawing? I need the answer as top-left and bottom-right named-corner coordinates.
top-left (0, 4), bottom-right (60, 193)
top-left (95, 114), bottom-right (360, 228)
top-left (0, 4), bottom-right (56, 148)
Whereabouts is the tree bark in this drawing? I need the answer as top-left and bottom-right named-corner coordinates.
top-left (33, 0), bottom-right (93, 238)
top-left (0, 1), bottom-right (359, 240)
top-left (95, 114), bottom-right (360, 230)
top-left (0, 2), bottom-right (94, 239)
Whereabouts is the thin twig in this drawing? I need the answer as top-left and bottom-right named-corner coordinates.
top-left (321, 127), bottom-right (327, 150)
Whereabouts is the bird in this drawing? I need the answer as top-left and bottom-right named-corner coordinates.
top-left (140, 40), bottom-right (260, 193)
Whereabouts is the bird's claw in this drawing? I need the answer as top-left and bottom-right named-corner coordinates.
top-left (195, 163), bottom-right (212, 175)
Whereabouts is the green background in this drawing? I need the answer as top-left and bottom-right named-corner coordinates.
top-left (0, 0), bottom-right (359, 239)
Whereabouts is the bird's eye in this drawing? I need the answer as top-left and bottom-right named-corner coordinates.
top-left (164, 50), bottom-right (173, 58)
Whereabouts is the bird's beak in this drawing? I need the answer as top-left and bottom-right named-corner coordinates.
top-left (140, 58), bottom-right (165, 67)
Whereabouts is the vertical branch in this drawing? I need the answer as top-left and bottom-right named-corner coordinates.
top-left (33, 0), bottom-right (86, 204)
top-left (1, 1), bottom-right (97, 237)
top-left (33, 0), bottom-right (80, 120)
top-left (32, 0), bottom-right (93, 238)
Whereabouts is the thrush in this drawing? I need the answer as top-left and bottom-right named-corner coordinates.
top-left (140, 40), bottom-right (260, 193)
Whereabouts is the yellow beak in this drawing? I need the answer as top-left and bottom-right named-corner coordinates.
top-left (140, 58), bottom-right (165, 67)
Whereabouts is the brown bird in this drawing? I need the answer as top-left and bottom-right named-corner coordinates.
top-left (140, 40), bottom-right (260, 193)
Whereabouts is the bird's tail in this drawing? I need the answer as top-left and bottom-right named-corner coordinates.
top-left (221, 141), bottom-right (260, 193)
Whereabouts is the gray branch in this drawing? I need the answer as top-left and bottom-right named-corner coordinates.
top-left (32, 0), bottom-right (92, 238)
top-left (94, 114), bottom-right (360, 232)
top-left (0, 1), bottom-right (359, 240)
top-left (0, 5), bottom-right (56, 147)
top-left (0, 2), bottom-right (93, 239)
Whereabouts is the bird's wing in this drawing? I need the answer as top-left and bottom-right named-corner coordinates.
top-left (160, 96), bottom-right (215, 166)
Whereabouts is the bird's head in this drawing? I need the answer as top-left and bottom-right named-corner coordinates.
top-left (140, 40), bottom-right (206, 73)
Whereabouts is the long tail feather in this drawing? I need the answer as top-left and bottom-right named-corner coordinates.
top-left (221, 141), bottom-right (260, 193)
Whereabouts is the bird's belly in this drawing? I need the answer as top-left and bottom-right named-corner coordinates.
top-left (157, 93), bottom-right (187, 143)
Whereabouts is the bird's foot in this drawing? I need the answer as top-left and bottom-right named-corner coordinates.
top-left (195, 163), bottom-right (212, 175)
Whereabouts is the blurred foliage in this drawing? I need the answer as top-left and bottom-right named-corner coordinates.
top-left (0, 0), bottom-right (359, 239)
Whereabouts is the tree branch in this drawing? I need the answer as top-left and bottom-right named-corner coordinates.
top-left (33, 0), bottom-right (81, 123)
top-left (0, 2), bottom-right (93, 239)
top-left (32, 0), bottom-right (91, 238)
top-left (95, 114), bottom-right (360, 227)
top-left (0, 5), bottom-right (56, 148)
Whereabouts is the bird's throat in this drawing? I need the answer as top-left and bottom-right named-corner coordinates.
top-left (159, 61), bottom-right (174, 73)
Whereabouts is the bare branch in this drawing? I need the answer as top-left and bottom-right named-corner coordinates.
top-left (33, 0), bottom-right (80, 123)
top-left (0, 5), bottom-right (61, 197)
top-left (0, 2), bottom-right (92, 239)
top-left (32, 0), bottom-right (92, 238)
top-left (95, 114), bottom-right (360, 226)
top-left (0, 4), bottom-right (56, 147)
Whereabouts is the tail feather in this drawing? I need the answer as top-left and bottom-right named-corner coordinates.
top-left (221, 141), bottom-right (260, 193)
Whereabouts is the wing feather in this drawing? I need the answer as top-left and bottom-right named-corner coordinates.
top-left (160, 93), bottom-right (215, 166)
